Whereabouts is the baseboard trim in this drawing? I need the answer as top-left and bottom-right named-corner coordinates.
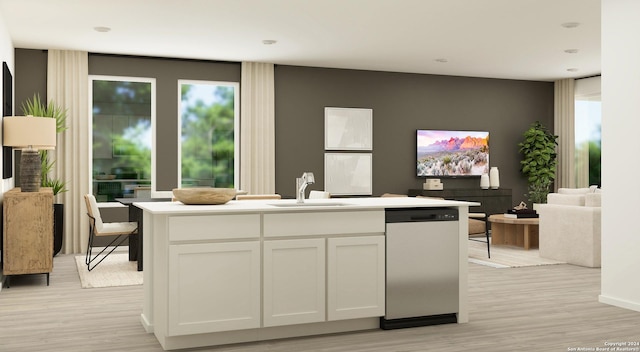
top-left (599, 294), bottom-right (640, 312)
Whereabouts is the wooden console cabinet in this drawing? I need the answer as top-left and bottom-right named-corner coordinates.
top-left (3, 187), bottom-right (54, 286)
top-left (408, 188), bottom-right (513, 216)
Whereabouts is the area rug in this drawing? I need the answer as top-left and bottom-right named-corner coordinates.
top-left (75, 253), bottom-right (142, 288)
top-left (467, 237), bottom-right (565, 268)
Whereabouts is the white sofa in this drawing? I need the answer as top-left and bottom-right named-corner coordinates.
top-left (537, 187), bottom-right (601, 268)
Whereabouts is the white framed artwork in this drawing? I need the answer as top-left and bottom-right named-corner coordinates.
top-left (324, 153), bottom-right (372, 195)
top-left (324, 107), bottom-right (372, 151)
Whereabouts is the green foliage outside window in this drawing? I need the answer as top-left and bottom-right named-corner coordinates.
top-left (180, 83), bottom-right (236, 188)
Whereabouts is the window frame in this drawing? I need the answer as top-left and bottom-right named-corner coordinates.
top-left (177, 79), bottom-right (240, 189)
top-left (574, 76), bottom-right (601, 188)
top-left (88, 75), bottom-right (157, 201)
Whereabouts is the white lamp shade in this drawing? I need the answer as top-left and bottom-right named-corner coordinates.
top-left (3, 116), bottom-right (57, 149)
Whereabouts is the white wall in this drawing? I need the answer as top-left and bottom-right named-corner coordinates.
top-left (599, 0), bottom-right (640, 311)
top-left (0, 10), bottom-right (15, 192)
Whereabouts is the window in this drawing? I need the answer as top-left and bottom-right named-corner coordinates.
top-left (178, 80), bottom-right (239, 188)
top-left (574, 77), bottom-right (601, 187)
top-left (90, 76), bottom-right (155, 201)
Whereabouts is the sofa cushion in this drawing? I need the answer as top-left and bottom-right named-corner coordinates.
top-left (538, 203), bottom-right (601, 267)
top-left (558, 188), bottom-right (590, 194)
top-left (585, 193), bottom-right (601, 207)
top-left (547, 193), bottom-right (585, 206)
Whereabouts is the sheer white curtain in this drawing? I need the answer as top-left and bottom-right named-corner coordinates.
top-left (240, 62), bottom-right (275, 194)
top-left (554, 78), bottom-right (575, 190)
top-left (47, 50), bottom-right (89, 254)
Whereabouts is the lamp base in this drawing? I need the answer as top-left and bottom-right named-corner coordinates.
top-left (19, 149), bottom-right (41, 192)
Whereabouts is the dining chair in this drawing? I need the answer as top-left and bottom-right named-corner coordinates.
top-left (468, 212), bottom-right (490, 258)
top-left (84, 194), bottom-right (138, 271)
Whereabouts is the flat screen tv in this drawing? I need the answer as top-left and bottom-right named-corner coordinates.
top-left (417, 129), bottom-right (489, 177)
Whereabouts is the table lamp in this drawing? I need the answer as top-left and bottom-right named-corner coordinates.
top-left (3, 116), bottom-right (57, 192)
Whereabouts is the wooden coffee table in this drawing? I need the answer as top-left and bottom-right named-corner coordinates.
top-left (488, 214), bottom-right (540, 250)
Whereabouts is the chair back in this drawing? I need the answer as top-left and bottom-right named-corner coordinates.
top-left (308, 190), bottom-right (331, 199)
top-left (236, 194), bottom-right (282, 200)
top-left (381, 193), bottom-right (408, 197)
top-left (84, 194), bottom-right (104, 232)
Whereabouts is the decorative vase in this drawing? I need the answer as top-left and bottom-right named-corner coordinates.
top-left (480, 174), bottom-right (490, 189)
top-left (489, 167), bottom-right (500, 189)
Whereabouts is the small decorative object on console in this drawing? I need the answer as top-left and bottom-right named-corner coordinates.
top-left (489, 167), bottom-right (500, 189)
top-left (504, 201), bottom-right (538, 218)
top-left (423, 178), bottom-right (443, 190)
top-left (479, 174), bottom-right (490, 189)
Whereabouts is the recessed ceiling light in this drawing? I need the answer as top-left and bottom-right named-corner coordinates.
top-left (561, 22), bottom-right (580, 29)
top-left (564, 49), bottom-right (579, 54)
top-left (567, 68), bottom-right (579, 72)
top-left (435, 58), bottom-right (448, 63)
top-left (262, 39), bottom-right (277, 45)
top-left (94, 26), bottom-right (111, 33)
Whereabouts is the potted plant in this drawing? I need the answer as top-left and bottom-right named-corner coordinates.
top-left (21, 93), bottom-right (68, 255)
top-left (518, 121), bottom-right (558, 205)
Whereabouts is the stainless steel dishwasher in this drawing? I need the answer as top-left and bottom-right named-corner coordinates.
top-left (381, 207), bottom-right (459, 330)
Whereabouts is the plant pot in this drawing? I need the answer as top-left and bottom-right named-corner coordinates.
top-left (53, 203), bottom-right (64, 256)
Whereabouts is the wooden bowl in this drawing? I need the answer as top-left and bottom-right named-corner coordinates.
top-left (172, 188), bottom-right (236, 205)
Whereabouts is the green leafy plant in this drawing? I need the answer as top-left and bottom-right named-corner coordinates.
top-left (518, 121), bottom-right (558, 204)
top-left (20, 94), bottom-right (69, 195)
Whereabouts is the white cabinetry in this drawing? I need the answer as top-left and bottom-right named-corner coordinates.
top-left (263, 238), bottom-right (326, 327)
top-left (327, 236), bottom-right (385, 321)
top-left (141, 206), bottom-right (437, 350)
top-left (167, 242), bottom-right (261, 335)
top-left (263, 211), bottom-right (386, 324)
top-left (163, 213), bottom-right (262, 336)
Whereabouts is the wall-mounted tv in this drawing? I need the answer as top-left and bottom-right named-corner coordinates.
top-left (417, 129), bottom-right (489, 177)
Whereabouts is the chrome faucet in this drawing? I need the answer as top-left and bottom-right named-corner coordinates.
top-left (296, 172), bottom-right (315, 203)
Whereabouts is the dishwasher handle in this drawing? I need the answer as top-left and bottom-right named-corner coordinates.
top-left (385, 208), bottom-right (458, 223)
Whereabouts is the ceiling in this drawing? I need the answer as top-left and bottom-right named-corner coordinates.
top-left (0, 0), bottom-right (600, 82)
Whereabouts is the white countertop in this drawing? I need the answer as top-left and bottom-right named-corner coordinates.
top-left (134, 196), bottom-right (479, 214)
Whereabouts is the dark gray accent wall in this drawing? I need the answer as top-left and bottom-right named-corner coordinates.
top-left (15, 50), bottom-right (554, 207)
top-left (14, 49), bottom-right (48, 187)
top-left (274, 65), bottom-right (554, 203)
top-left (15, 49), bottom-right (47, 111)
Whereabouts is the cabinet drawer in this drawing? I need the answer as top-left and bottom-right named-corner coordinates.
top-left (263, 210), bottom-right (384, 237)
top-left (168, 214), bottom-right (261, 241)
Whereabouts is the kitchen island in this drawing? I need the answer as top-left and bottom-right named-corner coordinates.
top-left (135, 196), bottom-right (475, 350)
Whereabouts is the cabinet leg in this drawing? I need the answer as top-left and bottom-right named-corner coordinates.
top-left (46, 273), bottom-right (50, 286)
top-left (6, 276), bottom-right (10, 288)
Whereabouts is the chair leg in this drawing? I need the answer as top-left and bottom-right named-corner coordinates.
top-left (485, 217), bottom-right (490, 258)
top-left (85, 223), bottom-right (96, 267)
top-left (86, 234), bottom-right (129, 271)
top-left (485, 229), bottom-right (491, 258)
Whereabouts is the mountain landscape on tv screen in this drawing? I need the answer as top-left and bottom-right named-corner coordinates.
top-left (417, 133), bottom-right (489, 176)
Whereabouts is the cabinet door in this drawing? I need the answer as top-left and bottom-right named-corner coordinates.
top-left (263, 238), bottom-right (326, 327)
top-left (3, 189), bottom-right (53, 275)
top-left (168, 242), bottom-right (260, 336)
top-left (327, 236), bottom-right (385, 321)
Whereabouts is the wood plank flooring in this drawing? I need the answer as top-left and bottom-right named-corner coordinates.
top-left (1, 254), bottom-right (639, 352)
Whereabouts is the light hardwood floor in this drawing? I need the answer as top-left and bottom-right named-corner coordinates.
top-left (1, 255), bottom-right (639, 352)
